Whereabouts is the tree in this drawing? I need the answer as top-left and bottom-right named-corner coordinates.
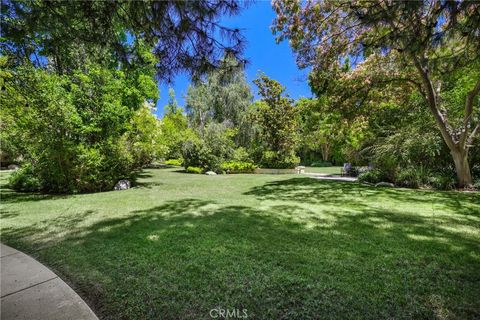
top-left (252, 74), bottom-right (299, 168)
top-left (0, 63), bottom-right (158, 193)
top-left (186, 56), bottom-right (253, 128)
top-left (159, 89), bottom-right (193, 160)
top-left (273, 0), bottom-right (480, 187)
top-left (165, 88), bottom-right (179, 114)
top-left (123, 101), bottom-right (164, 168)
top-left (296, 98), bottom-right (346, 163)
top-left (1, 0), bottom-right (248, 81)
top-left (185, 55), bottom-right (254, 148)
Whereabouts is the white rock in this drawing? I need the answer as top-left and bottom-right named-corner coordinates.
top-left (205, 171), bottom-right (217, 175)
top-left (114, 179), bottom-right (131, 190)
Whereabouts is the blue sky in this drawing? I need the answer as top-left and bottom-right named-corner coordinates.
top-left (155, 1), bottom-right (312, 117)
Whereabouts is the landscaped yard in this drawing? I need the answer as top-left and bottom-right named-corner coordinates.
top-left (1, 168), bottom-right (479, 319)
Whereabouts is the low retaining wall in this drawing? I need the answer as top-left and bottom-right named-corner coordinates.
top-left (255, 166), bottom-right (305, 174)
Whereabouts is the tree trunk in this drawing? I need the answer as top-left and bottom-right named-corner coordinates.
top-left (320, 144), bottom-right (330, 162)
top-left (451, 149), bottom-right (472, 188)
top-left (411, 56), bottom-right (478, 189)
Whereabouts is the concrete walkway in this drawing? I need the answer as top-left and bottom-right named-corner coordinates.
top-left (1, 243), bottom-right (98, 320)
top-left (302, 172), bottom-right (358, 182)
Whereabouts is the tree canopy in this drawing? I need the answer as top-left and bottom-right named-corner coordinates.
top-left (273, 0), bottom-right (480, 187)
top-left (1, 0), bottom-right (248, 80)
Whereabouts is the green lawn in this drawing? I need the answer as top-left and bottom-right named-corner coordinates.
top-left (304, 166), bottom-right (343, 174)
top-left (1, 168), bottom-right (479, 319)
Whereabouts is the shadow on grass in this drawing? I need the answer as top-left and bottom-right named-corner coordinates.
top-left (0, 209), bottom-right (20, 219)
top-left (244, 177), bottom-right (480, 216)
top-left (0, 185), bottom-right (73, 204)
top-left (2, 184), bottom-right (479, 319)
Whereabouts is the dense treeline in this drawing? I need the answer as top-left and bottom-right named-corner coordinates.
top-left (0, 0), bottom-right (248, 193)
top-left (1, 0), bottom-right (478, 192)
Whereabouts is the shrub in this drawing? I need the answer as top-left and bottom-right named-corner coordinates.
top-left (261, 150), bottom-right (300, 169)
top-left (8, 165), bottom-right (41, 192)
top-left (428, 174), bottom-right (456, 191)
top-left (182, 123), bottom-right (235, 172)
top-left (182, 139), bottom-right (216, 171)
top-left (310, 160), bottom-right (332, 167)
top-left (473, 179), bottom-right (480, 190)
top-left (472, 164), bottom-right (480, 181)
top-left (185, 166), bottom-right (203, 174)
top-left (232, 147), bottom-right (251, 162)
top-left (165, 159), bottom-right (183, 166)
top-left (395, 167), bottom-right (421, 188)
top-left (395, 166), bottom-right (431, 188)
top-left (358, 169), bottom-right (385, 184)
top-left (221, 161), bottom-right (256, 174)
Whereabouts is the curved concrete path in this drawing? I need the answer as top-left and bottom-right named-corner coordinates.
top-left (1, 243), bottom-right (98, 320)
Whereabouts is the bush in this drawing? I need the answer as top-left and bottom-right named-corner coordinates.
top-left (182, 123), bottom-right (235, 172)
top-left (395, 166), bottom-right (431, 188)
top-left (221, 161), bottom-right (256, 174)
top-left (472, 164), bottom-right (480, 181)
top-left (261, 150), bottom-right (300, 169)
top-left (310, 160), bottom-right (332, 167)
top-left (473, 179), bottom-right (480, 190)
top-left (232, 147), bottom-right (251, 162)
top-left (165, 159), bottom-right (183, 166)
top-left (428, 174), bottom-right (456, 191)
top-left (182, 139), bottom-right (217, 172)
top-left (395, 167), bottom-right (420, 188)
top-left (358, 169), bottom-right (385, 184)
top-left (185, 166), bottom-right (203, 174)
top-left (8, 165), bottom-right (41, 192)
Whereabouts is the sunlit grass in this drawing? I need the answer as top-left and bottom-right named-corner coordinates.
top-left (304, 166), bottom-right (342, 174)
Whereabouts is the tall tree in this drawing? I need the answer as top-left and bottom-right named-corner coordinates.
top-left (252, 74), bottom-right (299, 168)
top-left (165, 88), bottom-right (179, 114)
top-left (159, 89), bottom-right (192, 160)
top-left (185, 55), bottom-right (253, 137)
top-left (297, 98), bottom-right (339, 162)
top-left (273, 0), bottom-right (480, 187)
top-left (1, 0), bottom-right (247, 80)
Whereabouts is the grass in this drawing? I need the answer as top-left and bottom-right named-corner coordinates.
top-left (304, 166), bottom-right (342, 174)
top-left (1, 168), bottom-right (479, 319)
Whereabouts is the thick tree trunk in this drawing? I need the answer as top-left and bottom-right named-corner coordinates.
top-left (320, 144), bottom-right (330, 162)
top-left (411, 56), bottom-right (478, 189)
top-left (451, 149), bottom-right (472, 188)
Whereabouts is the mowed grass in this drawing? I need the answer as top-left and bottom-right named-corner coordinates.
top-left (304, 166), bottom-right (342, 174)
top-left (1, 168), bottom-right (479, 319)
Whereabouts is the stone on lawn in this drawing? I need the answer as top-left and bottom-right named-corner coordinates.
top-left (114, 179), bottom-right (131, 190)
top-left (375, 182), bottom-right (394, 188)
top-left (205, 171), bottom-right (217, 175)
top-left (7, 164), bottom-right (19, 170)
